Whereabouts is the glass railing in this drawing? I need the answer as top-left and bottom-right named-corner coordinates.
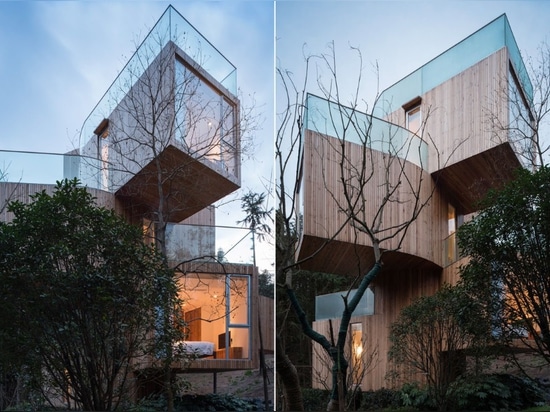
top-left (80, 5), bottom-right (237, 154)
top-left (306, 94), bottom-right (428, 169)
top-left (375, 14), bottom-right (532, 117)
top-left (315, 288), bottom-right (374, 321)
top-left (0, 150), bottom-right (102, 189)
top-left (165, 223), bottom-right (254, 266)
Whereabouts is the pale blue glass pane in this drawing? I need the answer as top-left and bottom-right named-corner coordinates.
top-left (0, 151), bottom-right (101, 188)
top-left (306, 94), bottom-right (428, 169)
top-left (375, 70), bottom-right (422, 117)
top-left (422, 16), bottom-right (504, 96)
top-left (168, 7), bottom-right (236, 94)
top-left (375, 15), bottom-right (532, 114)
top-left (315, 288), bottom-right (374, 320)
top-left (80, 5), bottom-right (237, 154)
top-left (166, 223), bottom-right (253, 265)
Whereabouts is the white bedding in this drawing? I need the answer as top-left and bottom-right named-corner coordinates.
top-left (174, 341), bottom-right (214, 357)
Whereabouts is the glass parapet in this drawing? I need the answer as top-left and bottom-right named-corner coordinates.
top-left (375, 14), bottom-right (533, 116)
top-left (306, 94), bottom-right (428, 169)
top-left (80, 5), bottom-right (237, 155)
top-left (0, 150), bottom-right (102, 188)
top-left (165, 223), bottom-right (254, 265)
top-left (315, 288), bottom-right (374, 321)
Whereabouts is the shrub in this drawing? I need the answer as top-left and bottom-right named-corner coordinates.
top-left (301, 388), bottom-right (331, 411)
top-left (361, 387), bottom-right (402, 410)
top-left (450, 374), bottom-right (546, 411)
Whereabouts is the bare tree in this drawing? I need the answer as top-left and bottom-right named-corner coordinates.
top-left (277, 44), bottom-right (439, 411)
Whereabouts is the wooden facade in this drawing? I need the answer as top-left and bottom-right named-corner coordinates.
top-left (305, 28), bottom-right (529, 391)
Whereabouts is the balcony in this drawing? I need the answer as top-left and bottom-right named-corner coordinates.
top-left (296, 95), bottom-right (436, 275)
top-left (0, 149), bottom-right (103, 189)
top-left (374, 14), bottom-right (532, 116)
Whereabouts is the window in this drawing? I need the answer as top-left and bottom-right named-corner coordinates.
top-left (179, 273), bottom-right (251, 360)
top-left (444, 203), bottom-right (463, 265)
top-left (350, 323), bottom-right (363, 384)
top-left (406, 106), bottom-right (422, 136)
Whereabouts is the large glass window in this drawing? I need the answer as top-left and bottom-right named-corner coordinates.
top-left (175, 60), bottom-right (237, 175)
top-left (178, 273), bottom-right (250, 359)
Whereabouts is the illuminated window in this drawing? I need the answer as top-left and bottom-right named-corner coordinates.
top-left (350, 323), bottom-right (363, 384)
top-left (179, 273), bottom-right (250, 360)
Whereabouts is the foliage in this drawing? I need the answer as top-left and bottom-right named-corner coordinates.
top-left (360, 388), bottom-right (402, 410)
top-left (397, 374), bottom-right (547, 411)
top-left (259, 269), bottom-right (274, 298)
top-left (389, 284), bottom-right (493, 411)
top-left (0, 179), bottom-right (179, 411)
top-left (175, 394), bottom-right (267, 411)
top-left (238, 191), bottom-right (273, 241)
top-left (450, 374), bottom-right (546, 411)
top-left (300, 388), bottom-right (331, 411)
top-left (458, 166), bottom-right (550, 366)
top-left (399, 382), bottom-right (436, 410)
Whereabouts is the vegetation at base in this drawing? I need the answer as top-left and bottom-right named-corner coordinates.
top-left (300, 375), bottom-right (548, 411)
top-left (129, 394), bottom-right (269, 411)
top-left (400, 374), bottom-right (546, 412)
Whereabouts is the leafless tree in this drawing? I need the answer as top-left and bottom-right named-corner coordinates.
top-left (277, 43), bottom-right (441, 411)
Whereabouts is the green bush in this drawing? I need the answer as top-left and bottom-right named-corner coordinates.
top-left (399, 382), bottom-right (436, 411)
top-left (397, 374), bottom-right (547, 411)
top-left (301, 388), bottom-right (331, 411)
top-left (361, 388), bottom-right (402, 410)
top-left (450, 374), bottom-right (546, 411)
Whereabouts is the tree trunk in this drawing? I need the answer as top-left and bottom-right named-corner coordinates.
top-left (276, 335), bottom-right (304, 411)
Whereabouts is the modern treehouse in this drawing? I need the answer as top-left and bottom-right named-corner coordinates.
top-left (297, 14), bottom-right (534, 391)
top-left (0, 5), bottom-right (272, 401)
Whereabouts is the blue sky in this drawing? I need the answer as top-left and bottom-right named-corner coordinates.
top-left (276, 1), bottom-right (550, 111)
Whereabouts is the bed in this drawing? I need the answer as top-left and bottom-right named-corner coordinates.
top-left (173, 340), bottom-right (214, 357)
top-left (177, 307), bottom-right (215, 358)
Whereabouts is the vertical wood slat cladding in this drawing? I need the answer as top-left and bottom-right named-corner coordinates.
top-left (421, 48), bottom-right (509, 174)
top-left (0, 183), bottom-right (116, 223)
top-left (302, 130), bottom-right (444, 270)
top-left (312, 268), bottom-right (441, 391)
top-left (258, 296), bottom-right (274, 353)
top-left (307, 47), bottom-right (521, 392)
